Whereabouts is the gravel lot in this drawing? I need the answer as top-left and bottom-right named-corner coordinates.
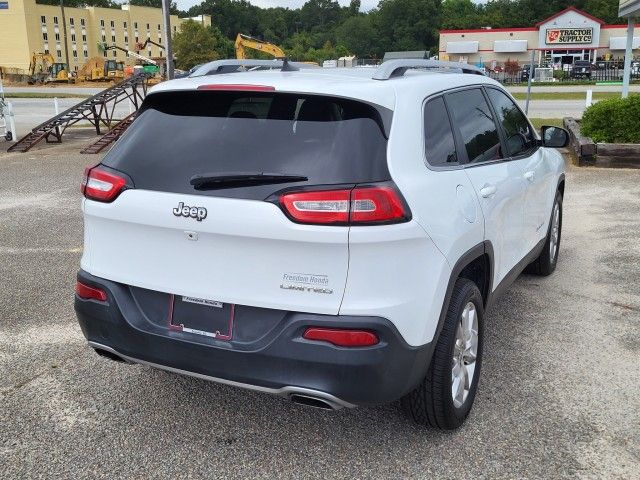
top-left (0, 135), bottom-right (638, 479)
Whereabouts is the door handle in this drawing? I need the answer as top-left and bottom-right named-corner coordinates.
top-left (524, 171), bottom-right (535, 182)
top-left (479, 184), bottom-right (497, 198)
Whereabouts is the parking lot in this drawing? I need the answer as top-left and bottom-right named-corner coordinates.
top-left (0, 135), bottom-right (638, 478)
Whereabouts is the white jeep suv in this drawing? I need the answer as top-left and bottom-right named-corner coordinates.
top-left (75, 59), bottom-right (568, 429)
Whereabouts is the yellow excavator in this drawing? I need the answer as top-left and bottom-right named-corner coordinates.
top-left (77, 56), bottom-right (124, 82)
top-left (29, 52), bottom-right (72, 83)
top-left (235, 33), bottom-right (286, 60)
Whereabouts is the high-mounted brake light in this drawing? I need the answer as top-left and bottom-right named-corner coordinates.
top-left (197, 84), bottom-right (275, 92)
top-left (75, 281), bottom-right (107, 302)
top-left (279, 185), bottom-right (408, 225)
top-left (303, 328), bottom-right (379, 347)
top-left (82, 167), bottom-right (126, 202)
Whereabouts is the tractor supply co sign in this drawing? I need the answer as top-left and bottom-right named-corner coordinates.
top-left (545, 28), bottom-right (593, 45)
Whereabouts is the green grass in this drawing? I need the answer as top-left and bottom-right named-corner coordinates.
top-left (511, 91), bottom-right (638, 101)
top-left (3, 92), bottom-right (91, 99)
top-left (529, 118), bottom-right (563, 129)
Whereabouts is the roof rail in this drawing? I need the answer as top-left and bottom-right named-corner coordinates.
top-left (372, 59), bottom-right (485, 80)
top-left (190, 59), bottom-right (318, 77)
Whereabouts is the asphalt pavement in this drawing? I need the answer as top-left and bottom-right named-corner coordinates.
top-left (3, 98), bottom-right (135, 138)
top-left (0, 136), bottom-right (638, 478)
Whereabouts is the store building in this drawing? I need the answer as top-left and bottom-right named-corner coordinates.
top-left (439, 6), bottom-right (639, 66)
top-left (0, 0), bottom-right (211, 72)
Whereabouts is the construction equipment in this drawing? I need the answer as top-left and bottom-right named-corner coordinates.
top-left (78, 56), bottom-right (124, 82)
top-left (235, 34), bottom-right (286, 60)
top-left (135, 38), bottom-right (164, 53)
top-left (8, 73), bottom-right (148, 153)
top-left (28, 52), bottom-right (71, 83)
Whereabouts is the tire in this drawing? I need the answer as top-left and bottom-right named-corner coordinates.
top-left (401, 278), bottom-right (484, 429)
top-left (526, 190), bottom-right (562, 276)
top-left (5, 132), bottom-right (12, 142)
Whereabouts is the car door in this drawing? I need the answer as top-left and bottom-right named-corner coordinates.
top-left (445, 87), bottom-right (528, 288)
top-left (485, 87), bottom-right (553, 251)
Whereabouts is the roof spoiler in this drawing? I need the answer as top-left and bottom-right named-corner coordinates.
top-left (372, 59), bottom-right (486, 80)
top-left (190, 59), bottom-right (319, 77)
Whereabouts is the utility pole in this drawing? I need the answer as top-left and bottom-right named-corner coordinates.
top-left (59, 0), bottom-right (70, 72)
top-left (161, 0), bottom-right (174, 79)
top-left (621, 16), bottom-right (635, 99)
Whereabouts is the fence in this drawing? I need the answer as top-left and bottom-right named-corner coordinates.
top-left (487, 61), bottom-right (640, 84)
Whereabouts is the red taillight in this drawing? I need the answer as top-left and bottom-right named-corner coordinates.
top-left (303, 328), bottom-right (379, 347)
top-left (197, 84), bottom-right (275, 92)
top-left (75, 281), bottom-right (107, 302)
top-left (82, 167), bottom-right (126, 202)
top-left (279, 186), bottom-right (408, 225)
top-left (351, 186), bottom-right (407, 223)
top-left (280, 189), bottom-right (351, 225)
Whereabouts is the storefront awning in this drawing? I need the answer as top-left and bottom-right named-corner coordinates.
top-left (493, 40), bottom-right (528, 52)
top-left (446, 41), bottom-right (479, 54)
top-left (610, 36), bottom-right (640, 50)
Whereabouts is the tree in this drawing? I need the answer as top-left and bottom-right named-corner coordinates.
top-left (129, 0), bottom-right (179, 15)
top-left (441, 0), bottom-right (480, 29)
top-left (348, 0), bottom-right (361, 15)
top-left (377, 0), bottom-right (442, 52)
top-left (172, 20), bottom-right (219, 69)
top-left (335, 14), bottom-right (381, 57)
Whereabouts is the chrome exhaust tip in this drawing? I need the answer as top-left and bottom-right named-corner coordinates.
top-left (93, 347), bottom-right (130, 364)
top-left (289, 393), bottom-right (338, 410)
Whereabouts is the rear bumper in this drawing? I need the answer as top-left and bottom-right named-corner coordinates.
top-left (75, 270), bottom-right (433, 407)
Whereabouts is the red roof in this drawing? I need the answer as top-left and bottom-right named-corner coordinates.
top-left (535, 6), bottom-right (605, 27)
top-left (440, 27), bottom-right (537, 34)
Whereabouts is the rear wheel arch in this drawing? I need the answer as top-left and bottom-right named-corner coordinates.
top-left (432, 242), bottom-right (494, 346)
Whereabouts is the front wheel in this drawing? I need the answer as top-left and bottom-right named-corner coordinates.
top-left (401, 278), bottom-right (484, 429)
top-left (527, 190), bottom-right (562, 276)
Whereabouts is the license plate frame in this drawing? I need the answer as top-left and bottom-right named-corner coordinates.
top-left (167, 294), bottom-right (234, 340)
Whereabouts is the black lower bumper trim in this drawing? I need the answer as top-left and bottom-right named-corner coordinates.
top-left (75, 270), bottom-right (433, 406)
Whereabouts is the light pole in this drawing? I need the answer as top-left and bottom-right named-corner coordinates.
top-left (161, 0), bottom-right (174, 79)
top-left (59, 0), bottom-right (70, 72)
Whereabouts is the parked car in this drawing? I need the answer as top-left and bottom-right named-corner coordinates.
top-left (76, 59), bottom-right (568, 430)
top-left (520, 63), bottom-right (536, 82)
top-left (571, 60), bottom-right (592, 79)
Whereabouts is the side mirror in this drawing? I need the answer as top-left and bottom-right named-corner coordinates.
top-left (541, 126), bottom-right (569, 148)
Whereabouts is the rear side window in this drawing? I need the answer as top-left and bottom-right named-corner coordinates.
top-left (102, 91), bottom-right (391, 200)
top-left (446, 89), bottom-right (502, 164)
top-left (424, 96), bottom-right (458, 167)
top-left (486, 88), bottom-right (536, 157)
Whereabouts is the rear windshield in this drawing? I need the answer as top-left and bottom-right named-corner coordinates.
top-left (103, 91), bottom-right (391, 200)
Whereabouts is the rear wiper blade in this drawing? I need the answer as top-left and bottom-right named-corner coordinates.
top-left (190, 172), bottom-right (308, 190)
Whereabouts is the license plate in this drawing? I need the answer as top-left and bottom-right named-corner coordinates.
top-left (168, 294), bottom-right (234, 340)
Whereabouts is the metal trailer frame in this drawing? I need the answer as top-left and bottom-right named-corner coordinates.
top-left (8, 73), bottom-right (148, 153)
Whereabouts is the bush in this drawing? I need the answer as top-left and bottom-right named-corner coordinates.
top-left (581, 95), bottom-right (640, 143)
top-left (504, 60), bottom-right (519, 75)
top-left (553, 69), bottom-right (568, 80)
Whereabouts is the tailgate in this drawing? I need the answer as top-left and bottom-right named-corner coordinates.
top-left (82, 190), bottom-right (349, 315)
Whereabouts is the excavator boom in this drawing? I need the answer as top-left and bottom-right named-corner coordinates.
top-left (235, 33), bottom-right (286, 60)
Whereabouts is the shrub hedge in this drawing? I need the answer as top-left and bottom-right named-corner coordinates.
top-left (581, 95), bottom-right (640, 143)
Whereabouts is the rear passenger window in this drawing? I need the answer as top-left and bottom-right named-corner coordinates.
top-left (424, 97), bottom-right (458, 166)
top-left (486, 88), bottom-right (536, 157)
top-left (446, 89), bottom-right (502, 164)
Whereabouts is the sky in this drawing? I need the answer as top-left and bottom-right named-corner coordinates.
top-left (175, 0), bottom-right (380, 12)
